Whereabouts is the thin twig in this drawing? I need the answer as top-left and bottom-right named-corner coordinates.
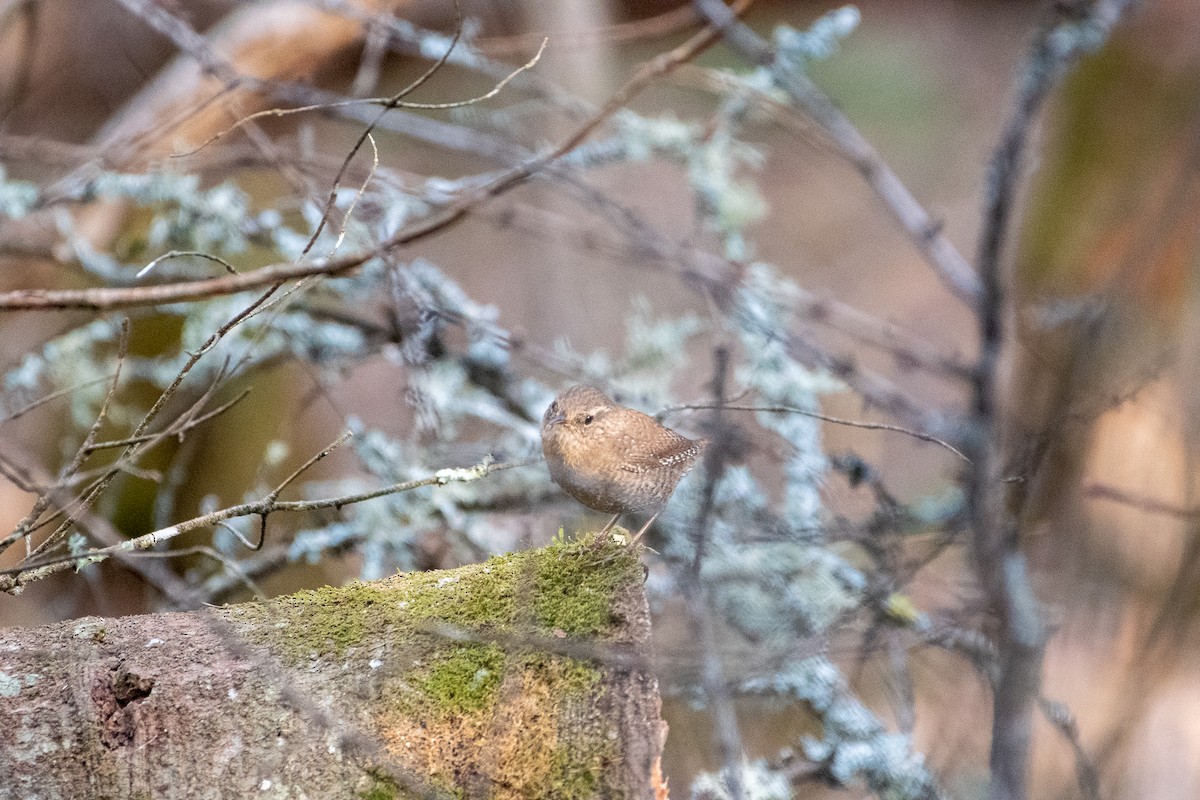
top-left (83, 389), bottom-right (251, 453)
top-left (136, 250), bottom-right (239, 279)
top-left (325, 133), bottom-right (378, 257)
top-left (0, 444), bottom-right (197, 603)
top-left (692, 0), bottom-right (981, 306)
top-left (301, 0), bottom-right (464, 256)
top-left (0, 457), bottom-right (537, 592)
top-left (2, 373), bottom-right (239, 531)
top-left (667, 402), bottom-right (969, 461)
top-left (8, 303), bottom-right (259, 559)
top-left (2, 320), bottom-right (129, 556)
top-left (176, 34), bottom-right (547, 162)
top-left (683, 346), bottom-right (746, 800)
top-left (62, 492), bottom-right (197, 605)
top-left (1083, 483), bottom-right (1200, 519)
top-left (267, 430), bottom-right (353, 503)
top-left (31, 355), bottom-right (237, 551)
top-left (0, 14), bottom-right (728, 312)
top-left (0, 374), bottom-right (117, 426)
top-left (127, 545), bottom-right (269, 602)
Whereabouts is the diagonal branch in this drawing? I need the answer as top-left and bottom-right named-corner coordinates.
top-left (692, 0), bottom-right (982, 306)
top-left (0, 1), bottom-right (746, 313)
top-left (0, 457), bottom-right (536, 592)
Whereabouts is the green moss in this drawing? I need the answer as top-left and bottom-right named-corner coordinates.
top-left (358, 770), bottom-right (459, 800)
top-left (418, 644), bottom-right (506, 716)
top-left (546, 747), bottom-right (603, 800)
top-left (385, 556), bottom-right (522, 630)
top-left (225, 526), bottom-right (641, 791)
top-left (533, 539), bottom-right (641, 636)
top-left (539, 700), bottom-right (625, 800)
top-left (248, 581), bottom-right (390, 659)
top-left (231, 539), bottom-right (640, 661)
top-left (358, 773), bottom-right (407, 800)
top-left (370, 645), bottom-right (620, 799)
top-left (301, 540), bottom-right (642, 798)
top-left (520, 654), bottom-right (603, 698)
top-left (359, 781), bottom-right (398, 800)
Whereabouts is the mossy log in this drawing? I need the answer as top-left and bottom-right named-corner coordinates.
top-left (0, 538), bottom-right (663, 799)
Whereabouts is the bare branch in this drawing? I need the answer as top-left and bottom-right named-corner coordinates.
top-left (692, 0), bottom-right (982, 306)
top-left (266, 430), bottom-right (353, 504)
top-left (0, 457), bottom-right (537, 592)
top-left (83, 389), bottom-right (252, 453)
top-left (2, 320), bottom-right (129, 556)
top-left (683, 347), bottom-right (746, 800)
top-left (137, 250), bottom-right (239, 279)
top-left (667, 402), bottom-right (969, 462)
top-left (966, 4), bottom-right (1136, 799)
top-left (1084, 483), bottom-right (1200, 519)
top-left (0, 2), bottom-right (738, 314)
top-left (1038, 697), bottom-right (1101, 800)
top-left (0, 374), bottom-right (117, 426)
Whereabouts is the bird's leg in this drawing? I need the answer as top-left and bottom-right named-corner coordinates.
top-left (628, 511), bottom-right (661, 547)
top-left (597, 513), bottom-right (622, 537)
top-left (588, 511), bottom-right (662, 565)
top-left (588, 513), bottom-right (624, 550)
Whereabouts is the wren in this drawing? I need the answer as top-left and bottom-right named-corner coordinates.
top-left (541, 385), bottom-right (705, 543)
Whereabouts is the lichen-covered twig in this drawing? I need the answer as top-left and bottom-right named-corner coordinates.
top-left (0, 456), bottom-right (536, 592)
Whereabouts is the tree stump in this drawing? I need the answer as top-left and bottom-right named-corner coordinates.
top-left (0, 538), bottom-right (663, 799)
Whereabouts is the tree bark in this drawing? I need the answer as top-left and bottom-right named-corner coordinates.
top-left (0, 540), bottom-right (664, 799)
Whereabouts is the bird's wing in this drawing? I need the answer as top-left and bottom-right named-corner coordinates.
top-left (618, 430), bottom-right (704, 474)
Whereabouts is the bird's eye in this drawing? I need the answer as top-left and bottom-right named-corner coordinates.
top-left (583, 414), bottom-right (594, 425)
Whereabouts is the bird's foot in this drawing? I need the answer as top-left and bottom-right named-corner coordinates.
top-left (590, 525), bottom-right (629, 550)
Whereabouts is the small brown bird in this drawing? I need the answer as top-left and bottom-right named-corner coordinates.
top-left (541, 385), bottom-right (705, 543)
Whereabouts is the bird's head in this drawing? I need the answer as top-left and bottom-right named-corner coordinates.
top-left (542, 385), bottom-right (617, 440)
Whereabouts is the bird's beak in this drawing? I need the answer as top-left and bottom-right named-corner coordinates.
top-left (545, 411), bottom-right (565, 426)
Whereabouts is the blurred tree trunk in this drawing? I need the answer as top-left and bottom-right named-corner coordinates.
top-left (0, 541), bottom-right (664, 799)
top-left (1, 0), bottom-right (415, 257)
top-left (1007, 1), bottom-right (1200, 795)
top-left (1010, 0), bottom-right (1200, 529)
